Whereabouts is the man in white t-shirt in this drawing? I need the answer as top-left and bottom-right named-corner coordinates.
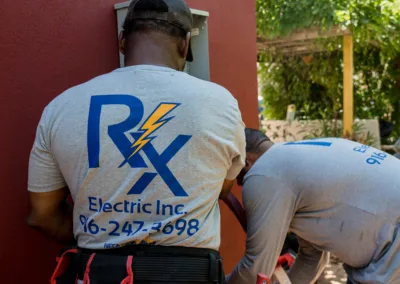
top-left (27, 0), bottom-right (245, 282)
top-left (228, 128), bottom-right (400, 284)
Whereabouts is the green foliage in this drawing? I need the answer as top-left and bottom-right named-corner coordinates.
top-left (257, 0), bottom-right (400, 143)
top-left (257, 0), bottom-right (400, 51)
top-left (259, 51), bottom-right (343, 120)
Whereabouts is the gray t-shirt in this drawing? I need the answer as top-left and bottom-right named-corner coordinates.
top-left (28, 65), bottom-right (245, 250)
top-left (228, 138), bottom-right (400, 284)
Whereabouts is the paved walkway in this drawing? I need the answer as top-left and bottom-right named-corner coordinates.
top-left (316, 257), bottom-right (347, 284)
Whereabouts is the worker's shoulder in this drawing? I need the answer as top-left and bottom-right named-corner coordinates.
top-left (43, 71), bottom-right (116, 109)
top-left (44, 70), bottom-right (238, 114)
top-left (242, 173), bottom-right (295, 202)
top-left (181, 73), bottom-right (237, 101)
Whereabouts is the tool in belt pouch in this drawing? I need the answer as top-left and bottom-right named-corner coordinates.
top-left (51, 245), bottom-right (224, 284)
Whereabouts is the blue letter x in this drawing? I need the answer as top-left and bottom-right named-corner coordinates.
top-left (127, 133), bottom-right (192, 197)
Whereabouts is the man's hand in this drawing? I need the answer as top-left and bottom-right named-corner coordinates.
top-left (27, 187), bottom-right (75, 245)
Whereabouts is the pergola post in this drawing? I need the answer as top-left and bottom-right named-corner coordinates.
top-left (343, 34), bottom-right (354, 137)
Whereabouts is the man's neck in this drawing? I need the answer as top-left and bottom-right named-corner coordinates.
top-left (125, 56), bottom-right (179, 70)
top-left (124, 36), bottom-right (181, 71)
top-left (260, 141), bottom-right (274, 153)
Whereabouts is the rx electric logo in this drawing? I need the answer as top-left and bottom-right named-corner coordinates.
top-left (87, 95), bottom-right (192, 197)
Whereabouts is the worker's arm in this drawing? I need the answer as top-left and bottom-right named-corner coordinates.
top-left (27, 106), bottom-right (74, 244)
top-left (219, 179), bottom-right (235, 200)
top-left (27, 188), bottom-right (74, 244)
top-left (226, 175), bottom-right (297, 284)
top-left (288, 237), bottom-right (329, 283)
top-left (220, 113), bottom-right (246, 200)
top-left (222, 192), bottom-right (247, 231)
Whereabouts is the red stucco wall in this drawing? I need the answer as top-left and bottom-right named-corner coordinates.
top-left (0, 0), bottom-right (258, 282)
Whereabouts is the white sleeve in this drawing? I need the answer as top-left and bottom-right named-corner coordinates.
top-left (226, 109), bottom-right (246, 180)
top-left (28, 107), bottom-right (66, 192)
top-left (227, 175), bottom-right (296, 284)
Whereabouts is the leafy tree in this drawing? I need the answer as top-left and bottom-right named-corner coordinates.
top-left (257, 0), bottom-right (400, 143)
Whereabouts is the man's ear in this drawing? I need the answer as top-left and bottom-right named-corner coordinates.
top-left (179, 32), bottom-right (191, 59)
top-left (119, 31), bottom-right (126, 55)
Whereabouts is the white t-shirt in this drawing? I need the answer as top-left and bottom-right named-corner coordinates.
top-left (28, 65), bottom-right (245, 250)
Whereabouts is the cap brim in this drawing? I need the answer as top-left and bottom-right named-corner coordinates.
top-left (186, 40), bottom-right (193, 62)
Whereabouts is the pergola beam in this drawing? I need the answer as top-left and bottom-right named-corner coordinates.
top-left (343, 35), bottom-right (354, 137)
top-left (279, 45), bottom-right (324, 55)
top-left (258, 39), bottom-right (315, 48)
top-left (257, 26), bottom-right (351, 56)
top-left (257, 26), bottom-right (351, 46)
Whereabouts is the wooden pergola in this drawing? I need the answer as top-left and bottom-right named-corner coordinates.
top-left (257, 26), bottom-right (354, 136)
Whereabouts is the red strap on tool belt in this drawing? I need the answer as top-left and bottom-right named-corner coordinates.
top-left (50, 248), bottom-right (79, 284)
top-left (121, 256), bottom-right (134, 284)
top-left (51, 248), bottom-right (135, 284)
top-left (81, 253), bottom-right (135, 284)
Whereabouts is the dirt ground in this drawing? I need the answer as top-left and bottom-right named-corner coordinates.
top-left (316, 256), bottom-right (348, 284)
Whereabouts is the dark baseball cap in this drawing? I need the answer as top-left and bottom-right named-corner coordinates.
top-left (123, 0), bottom-right (194, 62)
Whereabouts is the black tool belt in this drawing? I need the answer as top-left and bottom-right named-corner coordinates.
top-left (51, 245), bottom-right (224, 284)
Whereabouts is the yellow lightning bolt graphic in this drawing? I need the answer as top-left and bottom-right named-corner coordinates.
top-left (128, 103), bottom-right (178, 159)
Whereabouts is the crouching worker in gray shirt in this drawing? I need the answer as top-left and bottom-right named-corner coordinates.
top-left (227, 128), bottom-right (400, 284)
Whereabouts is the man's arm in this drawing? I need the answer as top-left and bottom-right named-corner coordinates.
top-left (222, 192), bottom-right (247, 231)
top-left (219, 179), bottom-right (235, 200)
top-left (289, 237), bottom-right (329, 283)
top-left (27, 188), bottom-right (74, 244)
top-left (27, 106), bottom-right (74, 244)
top-left (227, 175), bottom-right (296, 284)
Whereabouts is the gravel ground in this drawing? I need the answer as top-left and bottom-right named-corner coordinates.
top-left (316, 256), bottom-right (348, 284)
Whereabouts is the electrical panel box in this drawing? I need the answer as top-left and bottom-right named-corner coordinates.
top-left (114, 2), bottom-right (210, 81)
